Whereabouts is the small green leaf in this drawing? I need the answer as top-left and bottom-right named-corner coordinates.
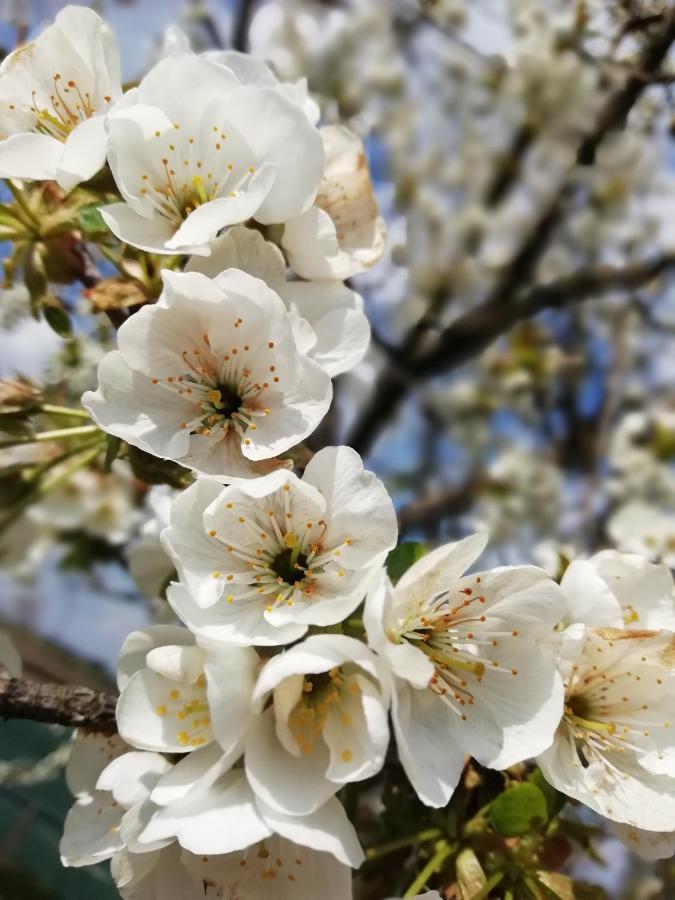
top-left (528, 768), bottom-right (566, 818)
top-left (386, 541), bottom-right (427, 583)
top-left (77, 202), bottom-right (107, 236)
top-left (488, 782), bottom-right (548, 837)
top-left (43, 304), bottom-right (73, 338)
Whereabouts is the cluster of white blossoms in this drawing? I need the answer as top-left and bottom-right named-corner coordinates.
top-left (3, 6), bottom-right (674, 898)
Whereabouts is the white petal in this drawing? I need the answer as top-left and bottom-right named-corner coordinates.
top-left (0, 133), bottom-right (63, 181)
top-left (396, 533), bottom-right (488, 597)
top-left (60, 793), bottom-right (123, 866)
top-left (83, 351), bottom-right (193, 460)
top-left (56, 116), bottom-right (108, 190)
top-left (202, 639), bottom-right (259, 751)
top-left (117, 625), bottom-right (194, 691)
top-left (186, 224), bottom-right (286, 285)
top-left (150, 741), bottom-right (238, 807)
top-left (303, 446), bottom-right (398, 568)
top-left (559, 559), bottom-right (623, 628)
top-left (99, 203), bottom-right (183, 255)
top-left (138, 770), bottom-right (271, 855)
top-left (245, 708), bottom-right (336, 816)
top-left (65, 733), bottom-right (126, 799)
top-left (612, 822), bottom-right (675, 860)
top-left (97, 751), bottom-right (172, 807)
top-left (117, 668), bottom-right (213, 753)
top-left (259, 795), bottom-right (365, 868)
top-left (392, 681), bottom-right (465, 808)
top-left (146, 644), bottom-right (205, 683)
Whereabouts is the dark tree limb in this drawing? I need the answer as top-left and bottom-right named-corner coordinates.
top-left (232, 0), bottom-right (256, 53)
top-left (398, 479), bottom-right (480, 536)
top-left (416, 254), bottom-right (675, 377)
top-left (0, 678), bottom-right (118, 734)
top-left (348, 9), bottom-right (675, 455)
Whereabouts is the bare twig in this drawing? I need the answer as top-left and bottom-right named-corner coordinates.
top-left (348, 9), bottom-right (675, 454)
top-left (0, 678), bottom-right (118, 733)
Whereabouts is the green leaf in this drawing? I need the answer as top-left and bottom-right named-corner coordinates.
top-left (386, 541), bottom-right (427, 583)
top-left (528, 768), bottom-right (566, 819)
top-left (43, 304), bottom-right (73, 338)
top-left (77, 203), bottom-right (107, 236)
top-left (488, 782), bottom-right (548, 837)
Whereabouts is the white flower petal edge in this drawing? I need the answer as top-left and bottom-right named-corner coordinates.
top-left (588, 550), bottom-right (675, 631)
top-left (612, 822), bottom-right (675, 861)
top-left (112, 836), bottom-right (353, 899)
top-left (0, 6), bottom-right (121, 189)
top-left (82, 269), bottom-right (332, 479)
top-left (101, 52), bottom-right (323, 254)
top-left (365, 535), bottom-right (565, 807)
top-left (203, 49), bottom-right (321, 125)
top-left (245, 634), bottom-right (390, 817)
top-left (188, 226), bottom-right (371, 376)
top-left (282, 125), bottom-right (386, 280)
top-left (163, 445), bottom-right (397, 643)
top-left (538, 627), bottom-right (675, 831)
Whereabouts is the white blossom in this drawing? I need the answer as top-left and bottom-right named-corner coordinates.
top-left (560, 550), bottom-right (675, 632)
top-left (163, 446), bottom-right (397, 645)
top-left (282, 125), bottom-right (386, 280)
top-left (115, 625), bottom-right (258, 758)
top-left (188, 226), bottom-right (370, 376)
top-left (611, 822), bottom-right (675, 861)
top-left (608, 500), bottom-right (675, 570)
top-left (82, 269), bottom-right (332, 479)
top-left (244, 634), bottom-right (389, 817)
top-left (365, 534), bottom-right (565, 807)
top-left (538, 627), bottom-right (675, 831)
top-left (0, 6), bottom-right (122, 189)
top-left (112, 839), bottom-right (353, 899)
top-left (100, 52), bottom-right (323, 255)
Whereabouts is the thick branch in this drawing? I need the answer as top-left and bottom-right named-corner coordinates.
top-left (348, 9), bottom-right (675, 455)
top-left (416, 254), bottom-right (675, 377)
top-left (0, 678), bottom-right (118, 733)
top-left (398, 480), bottom-right (480, 536)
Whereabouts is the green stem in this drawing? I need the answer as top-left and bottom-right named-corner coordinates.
top-left (403, 840), bottom-right (453, 898)
top-left (0, 424), bottom-right (99, 448)
top-left (0, 442), bottom-right (102, 537)
top-left (4, 180), bottom-right (39, 229)
top-left (38, 404), bottom-right (92, 420)
top-left (366, 828), bottom-right (443, 861)
top-left (468, 872), bottom-right (504, 900)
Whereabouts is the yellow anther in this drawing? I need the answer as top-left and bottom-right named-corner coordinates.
top-left (284, 532), bottom-right (298, 548)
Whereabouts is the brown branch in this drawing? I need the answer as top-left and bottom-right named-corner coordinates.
top-left (416, 254), bottom-right (675, 377)
top-left (398, 479), bottom-right (480, 536)
top-left (0, 678), bottom-right (118, 733)
top-left (232, 0), bottom-right (256, 53)
top-left (348, 9), bottom-right (675, 454)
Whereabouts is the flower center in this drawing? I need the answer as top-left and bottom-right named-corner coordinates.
top-left (271, 546), bottom-right (309, 586)
top-left (288, 668), bottom-right (355, 756)
top-left (28, 73), bottom-right (109, 141)
top-left (137, 124), bottom-right (257, 225)
top-left (204, 383), bottom-right (242, 420)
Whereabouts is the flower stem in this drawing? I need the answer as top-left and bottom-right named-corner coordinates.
top-left (38, 404), bottom-right (92, 420)
top-left (366, 828), bottom-right (443, 861)
top-left (4, 180), bottom-right (39, 229)
top-left (468, 872), bottom-right (504, 900)
top-left (403, 839), bottom-right (453, 897)
top-left (0, 424), bottom-right (99, 448)
top-left (0, 441), bottom-right (103, 537)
